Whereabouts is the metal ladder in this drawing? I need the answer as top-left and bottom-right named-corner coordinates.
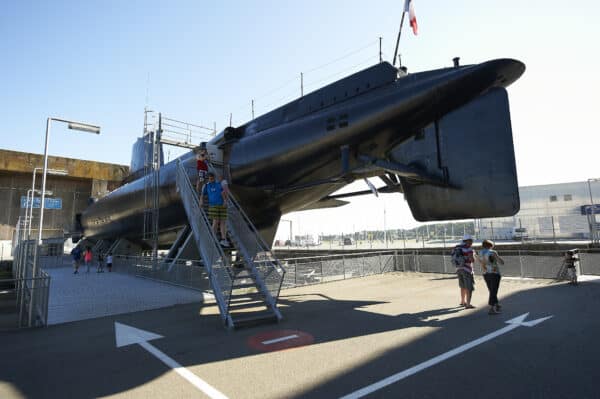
top-left (142, 109), bottom-right (161, 263)
top-left (208, 162), bottom-right (286, 327)
top-left (176, 160), bottom-right (285, 328)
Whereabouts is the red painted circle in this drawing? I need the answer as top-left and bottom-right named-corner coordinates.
top-left (247, 329), bottom-right (314, 352)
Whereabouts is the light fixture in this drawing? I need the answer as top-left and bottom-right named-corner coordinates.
top-left (68, 122), bottom-right (100, 134)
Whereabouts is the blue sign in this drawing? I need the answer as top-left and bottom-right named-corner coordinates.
top-left (20, 196), bottom-right (63, 209)
top-left (580, 204), bottom-right (600, 215)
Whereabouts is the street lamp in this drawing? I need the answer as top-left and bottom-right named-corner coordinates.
top-left (26, 188), bottom-right (54, 239)
top-left (28, 168), bottom-right (67, 237)
top-left (37, 118), bottom-right (100, 246)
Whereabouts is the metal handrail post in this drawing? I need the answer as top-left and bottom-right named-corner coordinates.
top-left (44, 275), bottom-right (50, 326)
top-left (443, 252), bottom-right (448, 274)
top-left (519, 250), bottom-right (524, 278)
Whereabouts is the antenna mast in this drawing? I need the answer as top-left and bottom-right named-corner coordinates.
top-left (392, 9), bottom-right (407, 66)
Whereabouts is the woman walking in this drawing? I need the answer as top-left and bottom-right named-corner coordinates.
top-left (84, 247), bottom-right (93, 273)
top-left (479, 240), bottom-right (504, 315)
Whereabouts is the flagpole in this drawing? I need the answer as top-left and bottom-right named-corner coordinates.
top-left (392, 10), bottom-right (406, 66)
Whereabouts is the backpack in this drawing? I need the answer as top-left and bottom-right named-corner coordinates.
top-left (451, 245), bottom-right (464, 267)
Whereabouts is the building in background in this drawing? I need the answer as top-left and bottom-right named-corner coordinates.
top-left (0, 149), bottom-right (128, 241)
top-left (477, 181), bottom-right (600, 241)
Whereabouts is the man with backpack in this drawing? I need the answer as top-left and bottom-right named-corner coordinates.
top-left (451, 234), bottom-right (475, 309)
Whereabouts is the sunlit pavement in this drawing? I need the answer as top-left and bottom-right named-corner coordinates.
top-left (1, 272), bottom-right (598, 398)
top-left (45, 266), bottom-right (207, 325)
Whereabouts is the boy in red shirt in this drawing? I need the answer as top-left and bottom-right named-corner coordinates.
top-left (195, 148), bottom-right (208, 194)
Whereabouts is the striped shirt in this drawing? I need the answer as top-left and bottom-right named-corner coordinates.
top-left (454, 244), bottom-right (474, 273)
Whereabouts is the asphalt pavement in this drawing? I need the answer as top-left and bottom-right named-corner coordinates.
top-left (1, 272), bottom-right (598, 399)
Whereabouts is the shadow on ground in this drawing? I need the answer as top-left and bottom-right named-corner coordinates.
top-left (0, 274), bottom-right (599, 398)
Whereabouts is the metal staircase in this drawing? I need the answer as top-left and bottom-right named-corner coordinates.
top-left (175, 160), bottom-right (285, 328)
top-left (92, 239), bottom-right (114, 257)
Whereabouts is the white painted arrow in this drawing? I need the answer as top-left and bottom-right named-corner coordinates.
top-left (340, 312), bottom-right (554, 399)
top-left (114, 322), bottom-right (229, 399)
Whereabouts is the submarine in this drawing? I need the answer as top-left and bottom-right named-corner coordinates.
top-left (80, 58), bottom-right (525, 247)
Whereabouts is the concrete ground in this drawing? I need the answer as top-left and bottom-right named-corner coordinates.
top-left (1, 272), bottom-right (599, 399)
top-left (45, 267), bottom-right (207, 325)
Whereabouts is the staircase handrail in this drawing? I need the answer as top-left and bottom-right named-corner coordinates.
top-left (176, 160), bottom-right (233, 325)
top-left (102, 239), bottom-right (120, 257)
top-left (207, 162), bottom-right (286, 308)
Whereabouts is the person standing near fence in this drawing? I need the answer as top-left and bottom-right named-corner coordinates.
top-left (564, 250), bottom-right (579, 285)
top-left (71, 246), bottom-right (82, 274)
top-left (451, 234), bottom-right (475, 309)
top-left (97, 252), bottom-right (105, 273)
top-left (106, 252), bottom-right (113, 272)
top-left (84, 247), bottom-right (93, 273)
top-left (478, 240), bottom-right (504, 315)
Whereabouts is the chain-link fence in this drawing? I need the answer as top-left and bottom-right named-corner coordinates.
top-left (111, 255), bottom-right (210, 292)
top-left (6, 225), bottom-right (51, 329)
top-left (280, 251), bottom-right (396, 288)
top-left (277, 248), bottom-right (600, 289)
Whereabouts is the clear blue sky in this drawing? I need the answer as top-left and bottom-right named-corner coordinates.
top-left (2, 1), bottom-right (599, 235)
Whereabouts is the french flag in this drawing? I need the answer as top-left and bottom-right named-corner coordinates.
top-left (404, 0), bottom-right (418, 35)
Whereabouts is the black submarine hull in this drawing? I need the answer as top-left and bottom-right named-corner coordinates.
top-left (81, 59), bottom-right (525, 246)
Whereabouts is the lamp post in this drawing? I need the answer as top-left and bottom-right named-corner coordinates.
top-left (26, 188), bottom-right (53, 237)
top-left (28, 168), bottom-right (67, 237)
top-left (27, 167), bottom-right (42, 236)
top-left (37, 118), bottom-right (99, 246)
top-left (28, 118), bottom-right (99, 326)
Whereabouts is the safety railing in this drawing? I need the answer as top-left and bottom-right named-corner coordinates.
top-left (205, 162), bottom-right (285, 309)
top-left (8, 230), bottom-right (51, 328)
top-left (399, 249), bottom-right (595, 279)
top-left (0, 273), bottom-right (50, 329)
top-left (279, 250), bottom-right (397, 288)
top-left (278, 248), bottom-right (600, 289)
top-left (176, 160), bottom-right (233, 325)
top-left (110, 254), bottom-right (210, 291)
top-left (225, 191), bottom-right (286, 311)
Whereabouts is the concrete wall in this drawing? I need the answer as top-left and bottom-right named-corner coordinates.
top-left (0, 149), bottom-right (128, 240)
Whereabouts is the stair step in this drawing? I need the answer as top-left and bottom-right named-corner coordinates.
top-left (228, 301), bottom-right (268, 310)
top-left (232, 273), bottom-right (253, 280)
top-left (232, 274), bottom-right (254, 281)
top-left (231, 282), bottom-right (256, 290)
top-left (229, 291), bottom-right (264, 300)
top-left (231, 310), bottom-right (279, 329)
top-left (231, 267), bottom-right (252, 278)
